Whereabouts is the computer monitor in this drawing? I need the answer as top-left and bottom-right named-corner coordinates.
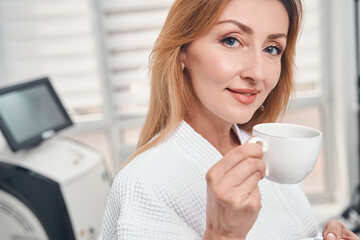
top-left (0, 77), bottom-right (73, 152)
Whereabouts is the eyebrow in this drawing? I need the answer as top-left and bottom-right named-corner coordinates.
top-left (216, 20), bottom-right (287, 39)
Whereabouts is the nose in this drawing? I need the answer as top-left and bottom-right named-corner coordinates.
top-left (239, 49), bottom-right (266, 83)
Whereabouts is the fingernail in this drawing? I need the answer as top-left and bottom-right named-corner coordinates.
top-left (326, 233), bottom-right (336, 240)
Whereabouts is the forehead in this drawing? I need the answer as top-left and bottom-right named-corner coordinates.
top-left (218, 0), bottom-right (289, 34)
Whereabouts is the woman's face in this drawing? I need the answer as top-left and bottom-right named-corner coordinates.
top-left (181, 0), bottom-right (289, 125)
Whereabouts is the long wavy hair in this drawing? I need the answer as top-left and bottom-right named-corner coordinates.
top-left (125, 0), bottom-right (303, 165)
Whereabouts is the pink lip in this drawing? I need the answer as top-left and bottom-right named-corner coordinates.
top-left (227, 88), bottom-right (260, 104)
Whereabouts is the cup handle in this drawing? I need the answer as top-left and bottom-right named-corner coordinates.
top-left (248, 136), bottom-right (267, 152)
top-left (248, 137), bottom-right (270, 179)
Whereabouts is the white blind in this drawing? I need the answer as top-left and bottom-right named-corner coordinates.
top-left (0, 0), bottom-right (103, 121)
top-left (295, 0), bottom-right (323, 93)
top-left (100, 0), bottom-right (173, 119)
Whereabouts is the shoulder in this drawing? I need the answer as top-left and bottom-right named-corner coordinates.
top-left (108, 131), bottom-right (210, 216)
top-left (110, 139), bottom-right (189, 199)
top-left (103, 141), bottom-right (202, 238)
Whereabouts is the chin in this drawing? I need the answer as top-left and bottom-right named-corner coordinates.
top-left (227, 109), bottom-right (256, 124)
top-left (225, 115), bottom-right (253, 125)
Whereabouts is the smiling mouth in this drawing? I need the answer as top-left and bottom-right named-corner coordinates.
top-left (238, 92), bottom-right (257, 96)
top-left (227, 88), bottom-right (260, 104)
top-left (227, 88), bottom-right (260, 95)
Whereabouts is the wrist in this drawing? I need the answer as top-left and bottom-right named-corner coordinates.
top-left (203, 228), bottom-right (246, 240)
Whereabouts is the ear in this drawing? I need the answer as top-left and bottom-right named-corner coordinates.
top-left (180, 46), bottom-right (187, 70)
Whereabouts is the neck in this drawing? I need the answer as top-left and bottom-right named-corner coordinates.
top-left (185, 115), bottom-right (240, 156)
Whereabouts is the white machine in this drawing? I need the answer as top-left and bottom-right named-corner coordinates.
top-left (0, 137), bottom-right (110, 240)
top-left (0, 77), bottom-right (111, 240)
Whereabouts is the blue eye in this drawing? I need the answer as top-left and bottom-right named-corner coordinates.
top-left (264, 46), bottom-right (282, 55)
top-left (221, 37), bottom-right (240, 47)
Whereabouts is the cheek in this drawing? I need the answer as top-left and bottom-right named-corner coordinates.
top-left (186, 47), bottom-right (237, 85)
top-left (212, 57), bottom-right (239, 81)
top-left (202, 60), bottom-right (235, 86)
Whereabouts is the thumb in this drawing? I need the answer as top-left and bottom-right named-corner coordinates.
top-left (323, 220), bottom-right (342, 240)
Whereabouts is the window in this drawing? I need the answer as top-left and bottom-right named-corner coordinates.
top-left (96, 0), bottom-right (172, 170)
top-left (283, 0), bottom-right (332, 200)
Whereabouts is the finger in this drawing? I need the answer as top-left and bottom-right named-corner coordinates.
top-left (220, 144), bottom-right (263, 174)
top-left (339, 226), bottom-right (360, 240)
top-left (219, 156), bottom-right (266, 190)
top-left (323, 220), bottom-right (343, 240)
top-left (227, 171), bottom-right (263, 204)
top-left (242, 184), bottom-right (262, 210)
top-left (207, 144), bottom-right (263, 184)
top-left (217, 173), bottom-right (262, 215)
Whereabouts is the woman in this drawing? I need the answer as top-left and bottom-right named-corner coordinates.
top-left (102, 0), bottom-right (359, 239)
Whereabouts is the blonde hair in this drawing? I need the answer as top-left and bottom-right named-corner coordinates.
top-left (125, 0), bottom-right (303, 165)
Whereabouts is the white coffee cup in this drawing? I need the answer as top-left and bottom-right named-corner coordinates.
top-left (248, 123), bottom-right (322, 184)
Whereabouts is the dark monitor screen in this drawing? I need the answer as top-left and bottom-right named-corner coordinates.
top-left (0, 77), bottom-right (73, 152)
